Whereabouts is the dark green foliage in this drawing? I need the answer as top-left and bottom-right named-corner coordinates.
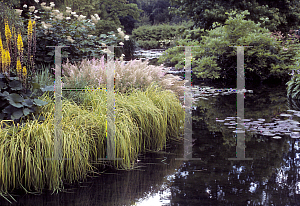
top-left (0, 72), bottom-right (50, 127)
top-left (131, 21), bottom-right (194, 49)
top-left (157, 10), bottom-right (300, 84)
top-left (168, 0), bottom-right (300, 38)
top-left (122, 37), bottom-right (137, 60)
top-left (94, 19), bottom-right (120, 36)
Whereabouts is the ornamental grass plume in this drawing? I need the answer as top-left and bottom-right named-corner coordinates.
top-left (60, 56), bottom-right (187, 103)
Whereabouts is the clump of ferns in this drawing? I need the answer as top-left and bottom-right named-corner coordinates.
top-left (287, 69), bottom-right (300, 99)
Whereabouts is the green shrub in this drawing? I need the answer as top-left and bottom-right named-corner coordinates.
top-left (157, 9), bottom-right (300, 84)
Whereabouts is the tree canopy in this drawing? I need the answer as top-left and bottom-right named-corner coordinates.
top-left (168, 0), bottom-right (300, 36)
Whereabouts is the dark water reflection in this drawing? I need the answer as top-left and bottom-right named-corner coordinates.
top-left (2, 83), bottom-right (300, 205)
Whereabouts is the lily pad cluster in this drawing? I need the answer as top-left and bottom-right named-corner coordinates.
top-left (215, 110), bottom-right (300, 139)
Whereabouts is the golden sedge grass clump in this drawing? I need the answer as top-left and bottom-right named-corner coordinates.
top-left (0, 81), bottom-right (185, 197)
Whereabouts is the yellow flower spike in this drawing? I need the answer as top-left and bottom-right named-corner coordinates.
top-left (28, 19), bottom-right (33, 37)
top-left (22, 66), bottom-right (27, 77)
top-left (17, 33), bottom-right (23, 53)
top-left (4, 20), bottom-right (12, 45)
top-left (0, 35), bottom-right (3, 70)
top-left (2, 49), bottom-right (7, 72)
top-left (6, 49), bottom-right (11, 68)
top-left (16, 58), bottom-right (22, 74)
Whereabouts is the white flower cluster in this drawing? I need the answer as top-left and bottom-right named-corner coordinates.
top-left (117, 28), bottom-right (129, 41)
top-left (14, 9), bottom-right (23, 16)
top-left (66, 36), bottom-right (75, 43)
top-left (90, 14), bottom-right (101, 24)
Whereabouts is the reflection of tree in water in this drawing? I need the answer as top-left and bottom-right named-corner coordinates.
top-left (170, 84), bottom-right (300, 205)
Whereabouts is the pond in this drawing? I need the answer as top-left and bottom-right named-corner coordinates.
top-left (2, 79), bottom-right (300, 205)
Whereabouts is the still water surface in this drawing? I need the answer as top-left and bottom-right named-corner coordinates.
top-left (2, 82), bottom-right (300, 205)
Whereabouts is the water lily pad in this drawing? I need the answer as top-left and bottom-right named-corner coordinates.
top-left (272, 136), bottom-right (282, 139)
top-left (262, 132), bottom-right (275, 136)
top-left (241, 119), bottom-right (251, 122)
top-left (290, 132), bottom-right (300, 138)
top-left (198, 97), bottom-right (209, 100)
top-left (224, 123), bottom-right (231, 125)
top-left (216, 120), bottom-right (225, 122)
top-left (233, 130), bottom-right (245, 133)
top-left (257, 119), bottom-right (266, 121)
top-left (287, 110), bottom-right (297, 113)
top-left (264, 123), bottom-right (276, 126)
top-left (228, 126), bottom-right (236, 129)
top-left (280, 113), bottom-right (293, 117)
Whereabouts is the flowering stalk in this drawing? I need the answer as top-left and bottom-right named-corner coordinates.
top-left (22, 66), bottom-right (27, 90)
top-left (4, 20), bottom-right (12, 76)
top-left (17, 32), bottom-right (24, 66)
top-left (12, 26), bottom-right (18, 72)
top-left (0, 33), bottom-right (3, 72)
top-left (27, 19), bottom-right (33, 81)
top-left (16, 57), bottom-right (22, 81)
top-left (5, 20), bottom-right (11, 50)
top-left (31, 20), bottom-right (36, 77)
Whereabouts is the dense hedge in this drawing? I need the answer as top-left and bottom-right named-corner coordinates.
top-left (131, 20), bottom-right (194, 50)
